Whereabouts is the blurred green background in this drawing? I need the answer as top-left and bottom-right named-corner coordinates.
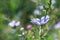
top-left (0, 0), bottom-right (60, 40)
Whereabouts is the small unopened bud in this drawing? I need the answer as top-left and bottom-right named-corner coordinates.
top-left (27, 24), bottom-right (32, 29)
top-left (20, 27), bottom-right (24, 31)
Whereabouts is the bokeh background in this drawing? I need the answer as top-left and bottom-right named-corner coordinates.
top-left (0, 0), bottom-right (60, 40)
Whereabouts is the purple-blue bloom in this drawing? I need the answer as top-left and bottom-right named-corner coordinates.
top-left (30, 15), bottom-right (50, 25)
top-left (31, 18), bottom-right (41, 25)
top-left (54, 22), bottom-right (60, 29)
top-left (40, 15), bottom-right (50, 24)
top-left (8, 20), bottom-right (20, 27)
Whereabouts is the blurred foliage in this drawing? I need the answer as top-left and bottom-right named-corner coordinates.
top-left (0, 0), bottom-right (60, 40)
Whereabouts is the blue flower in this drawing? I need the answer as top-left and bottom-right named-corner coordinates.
top-left (40, 15), bottom-right (50, 24)
top-left (31, 18), bottom-right (41, 25)
top-left (30, 15), bottom-right (50, 25)
top-left (8, 20), bottom-right (16, 27)
top-left (8, 20), bottom-right (20, 27)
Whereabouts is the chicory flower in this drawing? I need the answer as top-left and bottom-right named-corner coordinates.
top-left (30, 15), bottom-right (50, 25)
top-left (8, 20), bottom-right (16, 27)
top-left (40, 15), bottom-right (50, 24)
top-left (8, 20), bottom-right (20, 27)
top-left (31, 18), bottom-right (41, 25)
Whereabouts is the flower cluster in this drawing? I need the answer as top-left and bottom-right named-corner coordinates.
top-left (33, 4), bottom-right (44, 15)
top-left (31, 4), bottom-right (50, 25)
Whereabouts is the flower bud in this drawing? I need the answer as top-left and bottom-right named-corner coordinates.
top-left (27, 24), bottom-right (32, 29)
